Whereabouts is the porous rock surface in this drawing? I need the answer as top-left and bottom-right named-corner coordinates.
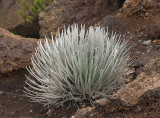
top-left (74, 58), bottom-right (160, 118)
top-left (120, 0), bottom-right (160, 17)
top-left (0, 26), bottom-right (38, 73)
top-left (39, 0), bottom-right (111, 38)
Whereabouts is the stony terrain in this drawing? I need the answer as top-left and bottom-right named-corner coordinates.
top-left (0, 0), bottom-right (160, 118)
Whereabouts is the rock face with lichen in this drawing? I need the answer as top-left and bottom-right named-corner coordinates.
top-left (39, 0), bottom-right (112, 38)
top-left (74, 57), bottom-right (160, 118)
top-left (0, 26), bottom-right (38, 73)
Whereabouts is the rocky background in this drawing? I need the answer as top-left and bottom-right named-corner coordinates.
top-left (0, 0), bottom-right (160, 117)
top-left (0, 0), bottom-right (40, 38)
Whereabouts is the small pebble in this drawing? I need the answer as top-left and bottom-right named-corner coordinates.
top-left (46, 109), bottom-right (53, 117)
top-left (0, 91), bottom-right (3, 95)
top-left (30, 109), bottom-right (32, 113)
top-left (145, 12), bottom-right (149, 17)
top-left (15, 89), bottom-right (18, 93)
top-left (11, 112), bottom-right (15, 115)
top-left (142, 40), bottom-right (151, 46)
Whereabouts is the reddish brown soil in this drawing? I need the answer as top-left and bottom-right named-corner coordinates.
top-left (0, 69), bottom-right (79, 118)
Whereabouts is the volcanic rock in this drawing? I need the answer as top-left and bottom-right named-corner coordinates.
top-left (39, 0), bottom-right (111, 38)
top-left (74, 57), bottom-right (160, 117)
top-left (0, 26), bottom-right (38, 73)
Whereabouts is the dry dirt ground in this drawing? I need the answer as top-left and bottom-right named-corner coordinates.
top-left (0, 6), bottom-right (160, 118)
top-left (0, 69), bottom-right (79, 118)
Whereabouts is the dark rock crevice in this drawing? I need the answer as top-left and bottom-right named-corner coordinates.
top-left (116, 0), bottom-right (126, 8)
top-left (9, 18), bottom-right (40, 39)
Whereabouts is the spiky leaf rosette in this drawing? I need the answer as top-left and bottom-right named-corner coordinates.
top-left (25, 24), bottom-right (130, 107)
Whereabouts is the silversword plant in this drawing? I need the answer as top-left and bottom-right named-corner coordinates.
top-left (25, 24), bottom-right (131, 107)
